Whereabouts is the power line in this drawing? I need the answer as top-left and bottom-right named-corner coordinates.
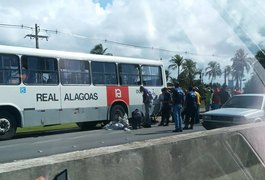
top-left (0, 23), bottom-right (234, 58)
top-left (24, 24), bottom-right (48, 49)
top-left (0, 23), bottom-right (32, 30)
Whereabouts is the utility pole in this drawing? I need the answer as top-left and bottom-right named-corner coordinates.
top-left (25, 24), bottom-right (48, 49)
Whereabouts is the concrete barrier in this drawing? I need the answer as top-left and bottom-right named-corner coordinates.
top-left (1, 122), bottom-right (265, 180)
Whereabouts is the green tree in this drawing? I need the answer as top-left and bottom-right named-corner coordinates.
top-left (196, 68), bottom-right (203, 83)
top-left (165, 68), bottom-right (172, 82)
top-left (181, 59), bottom-right (197, 86)
top-left (90, 44), bottom-right (113, 56)
top-left (205, 61), bottom-right (222, 84)
top-left (231, 49), bottom-right (251, 89)
top-left (168, 54), bottom-right (184, 80)
top-left (255, 49), bottom-right (265, 68)
top-left (223, 65), bottom-right (231, 85)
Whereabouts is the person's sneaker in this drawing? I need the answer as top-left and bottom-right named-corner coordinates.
top-left (183, 127), bottom-right (189, 130)
top-left (189, 127), bottom-right (193, 129)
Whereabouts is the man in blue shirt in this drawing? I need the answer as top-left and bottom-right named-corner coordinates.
top-left (183, 86), bottom-right (198, 130)
top-left (172, 82), bottom-right (184, 132)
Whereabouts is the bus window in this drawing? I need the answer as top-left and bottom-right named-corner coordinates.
top-left (21, 56), bottom-right (58, 85)
top-left (91, 61), bottom-right (117, 85)
top-left (60, 59), bottom-right (90, 85)
top-left (0, 54), bottom-right (19, 85)
top-left (141, 65), bottom-right (162, 86)
top-left (118, 63), bottom-right (140, 86)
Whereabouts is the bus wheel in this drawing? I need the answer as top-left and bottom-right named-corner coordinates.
top-left (76, 121), bottom-right (98, 130)
top-left (0, 111), bottom-right (17, 140)
top-left (110, 105), bottom-right (126, 122)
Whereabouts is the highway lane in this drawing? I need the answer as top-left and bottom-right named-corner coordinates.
top-left (0, 123), bottom-right (205, 164)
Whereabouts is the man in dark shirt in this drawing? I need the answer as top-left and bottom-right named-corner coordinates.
top-left (183, 86), bottom-right (198, 130)
top-left (139, 86), bottom-right (152, 128)
top-left (159, 87), bottom-right (171, 126)
top-left (219, 85), bottom-right (231, 106)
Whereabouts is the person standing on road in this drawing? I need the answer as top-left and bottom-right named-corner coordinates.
top-left (159, 87), bottom-right (171, 126)
top-left (219, 85), bottom-right (231, 106)
top-left (140, 86), bottom-right (152, 128)
top-left (183, 86), bottom-right (198, 130)
top-left (194, 87), bottom-right (201, 124)
top-left (172, 82), bottom-right (185, 132)
top-left (212, 85), bottom-right (221, 110)
top-left (204, 86), bottom-right (212, 111)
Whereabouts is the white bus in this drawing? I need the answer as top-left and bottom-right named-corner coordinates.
top-left (0, 45), bottom-right (166, 140)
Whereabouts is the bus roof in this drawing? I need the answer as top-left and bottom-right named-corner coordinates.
top-left (0, 45), bottom-right (163, 65)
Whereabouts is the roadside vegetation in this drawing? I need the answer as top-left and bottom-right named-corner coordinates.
top-left (16, 123), bottom-right (78, 133)
top-left (168, 48), bottom-right (265, 95)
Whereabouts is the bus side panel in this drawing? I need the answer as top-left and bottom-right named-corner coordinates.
top-left (23, 109), bottom-right (60, 127)
top-left (60, 86), bottom-right (108, 122)
top-left (127, 86), bottom-right (144, 117)
top-left (21, 85), bottom-right (61, 127)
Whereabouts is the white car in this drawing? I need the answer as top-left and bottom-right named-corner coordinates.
top-left (202, 94), bottom-right (265, 130)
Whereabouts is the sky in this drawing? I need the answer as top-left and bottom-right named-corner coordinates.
top-left (0, 0), bottom-right (265, 81)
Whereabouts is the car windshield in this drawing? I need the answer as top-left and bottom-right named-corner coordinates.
top-left (223, 96), bottom-right (264, 109)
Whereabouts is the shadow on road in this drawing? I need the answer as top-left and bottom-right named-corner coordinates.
top-left (14, 128), bottom-right (81, 139)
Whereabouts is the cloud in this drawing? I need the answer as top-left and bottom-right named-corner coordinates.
top-left (0, 0), bottom-right (263, 65)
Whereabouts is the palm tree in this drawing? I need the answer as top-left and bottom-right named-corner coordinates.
top-left (90, 44), bottom-right (113, 56)
top-left (223, 65), bottom-right (231, 85)
top-left (205, 61), bottom-right (222, 84)
top-left (181, 59), bottom-right (197, 85)
top-left (231, 49), bottom-right (251, 89)
top-left (168, 54), bottom-right (184, 80)
top-left (165, 68), bottom-right (172, 82)
top-left (196, 68), bottom-right (203, 83)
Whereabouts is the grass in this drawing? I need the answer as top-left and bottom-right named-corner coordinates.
top-left (16, 123), bottom-right (78, 133)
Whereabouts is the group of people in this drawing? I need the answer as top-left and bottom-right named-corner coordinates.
top-left (204, 84), bottom-right (232, 111)
top-left (139, 83), bottom-right (202, 132)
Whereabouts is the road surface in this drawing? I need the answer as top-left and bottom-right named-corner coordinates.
top-left (0, 122), bottom-right (205, 163)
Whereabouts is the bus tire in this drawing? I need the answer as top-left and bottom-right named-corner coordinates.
top-left (0, 111), bottom-right (17, 140)
top-left (76, 121), bottom-right (98, 130)
top-left (110, 104), bottom-right (126, 122)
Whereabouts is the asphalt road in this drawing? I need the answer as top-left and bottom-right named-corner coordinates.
top-left (0, 122), bottom-right (205, 164)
